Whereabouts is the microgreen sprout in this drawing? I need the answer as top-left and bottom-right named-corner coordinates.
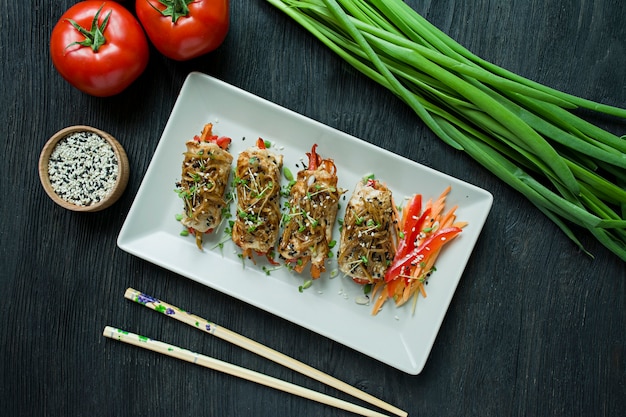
top-left (304, 185), bottom-right (337, 200)
top-left (362, 173), bottom-right (375, 183)
top-left (262, 265), bottom-right (283, 276)
top-left (283, 167), bottom-right (294, 181)
top-left (233, 175), bottom-right (248, 187)
top-left (298, 279), bottom-right (313, 292)
top-left (363, 283), bottom-right (372, 295)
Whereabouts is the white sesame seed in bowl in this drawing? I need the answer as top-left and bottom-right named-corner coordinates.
top-left (38, 125), bottom-right (129, 212)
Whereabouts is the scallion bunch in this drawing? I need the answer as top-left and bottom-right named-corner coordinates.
top-left (265, 0), bottom-right (626, 261)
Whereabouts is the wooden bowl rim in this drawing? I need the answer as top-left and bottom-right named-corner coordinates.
top-left (38, 125), bottom-right (130, 212)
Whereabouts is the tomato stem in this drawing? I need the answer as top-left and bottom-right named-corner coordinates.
top-left (65, 4), bottom-right (111, 53)
top-left (151, 0), bottom-right (194, 23)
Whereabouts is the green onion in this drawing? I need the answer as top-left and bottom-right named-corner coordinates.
top-left (265, 0), bottom-right (626, 261)
top-left (283, 167), bottom-right (294, 181)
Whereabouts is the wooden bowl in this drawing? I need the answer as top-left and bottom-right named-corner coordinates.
top-left (38, 125), bottom-right (130, 212)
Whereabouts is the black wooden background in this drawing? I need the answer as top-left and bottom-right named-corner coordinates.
top-left (1, 1), bottom-right (624, 416)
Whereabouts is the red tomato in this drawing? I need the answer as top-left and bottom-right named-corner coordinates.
top-left (135, 0), bottom-right (229, 61)
top-left (50, 1), bottom-right (149, 97)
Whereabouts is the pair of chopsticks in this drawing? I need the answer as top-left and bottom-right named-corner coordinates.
top-left (103, 288), bottom-right (407, 417)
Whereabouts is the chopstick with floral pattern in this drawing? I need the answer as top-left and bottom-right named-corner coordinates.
top-left (103, 326), bottom-right (390, 417)
top-left (123, 288), bottom-right (407, 417)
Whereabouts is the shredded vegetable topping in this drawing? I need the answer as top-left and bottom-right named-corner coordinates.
top-left (176, 123), bottom-right (233, 249)
top-left (279, 144), bottom-right (342, 278)
top-left (266, 0), bottom-right (626, 262)
top-left (337, 177), bottom-right (396, 284)
top-left (232, 138), bottom-right (284, 261)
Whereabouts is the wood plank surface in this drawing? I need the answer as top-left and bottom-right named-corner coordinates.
top-left (1, 1), bottom-right (624, 416)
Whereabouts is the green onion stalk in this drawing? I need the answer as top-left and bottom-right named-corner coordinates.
top-left (264, 0), bottom-right (626, 261)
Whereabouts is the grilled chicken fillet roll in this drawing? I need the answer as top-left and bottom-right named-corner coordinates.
top-left (176, 123), bottom-right (233, 249)
top-left (232, 138), bottom-right (283, 262)
top-left (337, 177), bottom-right (396, 285)
top-left (278, 144), bottom-right (341, 279)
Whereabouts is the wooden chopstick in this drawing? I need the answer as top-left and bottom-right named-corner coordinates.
top-left (124, 288), bottom-right (407, 417)
top-left (103, 326), bottom-right (390, 417)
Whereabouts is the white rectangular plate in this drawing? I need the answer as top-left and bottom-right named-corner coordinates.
top-left (117, 72), bottom-right (493, 374)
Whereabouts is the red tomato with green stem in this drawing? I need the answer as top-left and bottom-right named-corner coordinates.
top-left (50, 1), bottom-right (149, 97)
top-left (135, 0), bottom-right (229, 61)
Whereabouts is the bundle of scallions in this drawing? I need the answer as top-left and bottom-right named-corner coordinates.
top-left (265, 0), bottom-right (626, 261)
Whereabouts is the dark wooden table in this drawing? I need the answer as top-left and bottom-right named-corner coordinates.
top-left (2, 1), bottom-right (624, 416)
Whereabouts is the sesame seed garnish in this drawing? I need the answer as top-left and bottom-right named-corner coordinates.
top-left (47, 131), bottom-right (118, 206)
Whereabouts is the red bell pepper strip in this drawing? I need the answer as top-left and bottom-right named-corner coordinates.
top-left (305, 144), bottom-right (321, 171)
top-left (405, 207), bottom-right (431, 250)
top-left (193, 123), bottom-right (231, 150)
top-left (256, 137), bottom-right (266, 149)
top-left (365, 178), bottom-right (378, 188)
top-left (384, 226), bottom-right (462, 282)
top-left (214, 136), bottom-right (231, 149)
top-left (403, 194), bottom-right (422, 230)
top-left (396, 206), bottom-right (432, 258)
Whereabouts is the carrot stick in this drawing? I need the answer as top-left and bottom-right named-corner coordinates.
top-left (429, 186), bottom-right (451, 219)
top-left (200, 123), bottom-right (213, 140)
top-left (371, 281), bottom-right (388, 315)
top-left (440, 205), bottom-right (458, 228)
